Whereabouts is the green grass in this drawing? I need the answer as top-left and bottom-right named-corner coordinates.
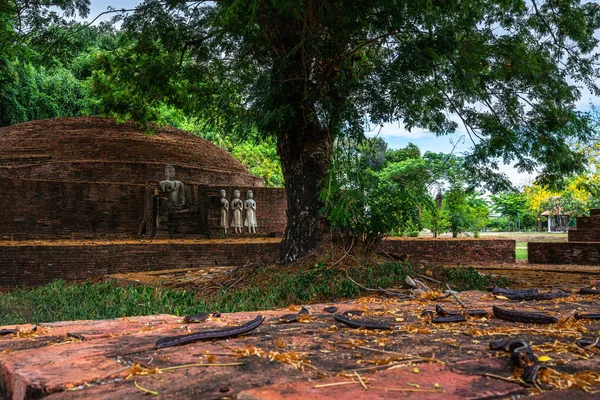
top-left (516, 242), bottom-right (528, 260)
top-left (0, 262), bottom-right (413, 325)
top-left (0, 262), bottom-right (510, 325)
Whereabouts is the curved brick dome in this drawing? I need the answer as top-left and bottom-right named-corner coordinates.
top-left (0, 117), bottom-right (263, 186)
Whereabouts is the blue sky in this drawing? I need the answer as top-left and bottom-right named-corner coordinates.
top-left (84, 1), bottom-right (599, 186)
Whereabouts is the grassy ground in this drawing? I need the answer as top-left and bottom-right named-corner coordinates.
top-left (515, 244), bottom-right (528, 260)
top-left (478, 231), bottom-right (568, 243)
top-left (0, 263), bottom-right (504, 325)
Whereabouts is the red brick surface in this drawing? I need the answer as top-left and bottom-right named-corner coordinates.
top-left (0, 237), bottom-right (521, 288)
top-left (530, 209), bottom-right (600, 264)
top-left (568, 228), bottom-right (600, 242)
top-left (574, 215), bottom-right (600, 230)
top-left (379, 238), bottom-right (516, 264)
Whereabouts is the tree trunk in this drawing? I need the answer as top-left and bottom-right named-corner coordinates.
top-left (277, 115), bottom-right (332, 263)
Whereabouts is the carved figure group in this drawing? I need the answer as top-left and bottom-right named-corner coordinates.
top-left (157, 164), bottom-right (258, 235)
top-left (220, 189), bottom-right (258, 234)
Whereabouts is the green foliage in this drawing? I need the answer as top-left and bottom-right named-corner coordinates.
top-left (321, 138), bottom-right (422, 247)
top-left (0, 262), bottom-right (414, 324)
top-left (232, 141), bottom-right (284, 187)
top-left (443, 266), bottom-right (509, 291)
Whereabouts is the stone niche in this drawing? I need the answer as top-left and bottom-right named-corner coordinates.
top-left (0, 117), bottom-right (286, 240)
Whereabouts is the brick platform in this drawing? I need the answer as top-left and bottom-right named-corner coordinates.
top-left (0, 291), bottom-right (598, 399)
top-left (529, 209), bottom-right (600, 265)
top-left (379, 238), bottom-right (516, 264)
top-left (0, 239), bottom-right (280, 288)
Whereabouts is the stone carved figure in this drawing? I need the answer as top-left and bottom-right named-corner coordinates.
top-left (230, 190), bottom-right (243, 233)
top-left (220, 189), bottom-right (229, 234)
top-left (244, 190), bottom-right (257, 233)
top-left (159, 163), bottom-right (186, 209)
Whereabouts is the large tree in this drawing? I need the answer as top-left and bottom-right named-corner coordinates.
top-left (10, 0), bottom-right (600, 262)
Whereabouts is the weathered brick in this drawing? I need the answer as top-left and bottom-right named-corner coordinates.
top-left (528, 242), bottom-right (600, 265)
top-left (379, 238), bottom-right (515, 264)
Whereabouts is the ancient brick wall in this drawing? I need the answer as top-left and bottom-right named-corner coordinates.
top-left (0, 241), bottom-right (280, 288)
top-left (0, 179), bottom-right (287, 239)
top-left (0, 179), bottom-right (146, 239)
top-left (378, 238), bottom-right (516, 264)
top-left (528, 242), bottom-right (600, 265)
top-left (198, 186), bottom-right (287, 236)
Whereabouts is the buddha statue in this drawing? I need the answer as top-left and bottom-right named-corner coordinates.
top-left (159, 163), bottom-right (186, 209)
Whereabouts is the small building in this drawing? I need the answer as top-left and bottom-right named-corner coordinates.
top-left (540, 209), bottom-right (570, 232)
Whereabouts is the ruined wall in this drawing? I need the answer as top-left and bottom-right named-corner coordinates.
top-left (0, 241), bottom-right (280, 288)
top-left (198, 186), bottom-right (287, 236)
top-left (0, 117), bottom-right (263, 187)
top-left (379, 238), bottom-right (516, 264)
top-left (0, 178), bottom-right (146, 239)
top-left (528, 242), bottom-right (600, 265)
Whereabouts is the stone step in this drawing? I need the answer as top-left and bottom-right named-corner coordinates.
top-left (576, 215), bottom-right (600, 230)
top-left (590, 209), bottom-right (600, 216)
top-left (569, 228), bottom-right (600, 242)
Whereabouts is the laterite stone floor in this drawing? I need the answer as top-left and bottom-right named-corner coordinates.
top-left (1, 291), bottom-right (599, 399)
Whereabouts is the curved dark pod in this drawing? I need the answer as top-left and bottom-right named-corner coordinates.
top-left (333, 314), bottom-right (392, 330)
top-left (156, 315), bottom-right (264, 349)
top-left (574, 313), bottom-right (600, 320)
top-left (493, 306), bottom-right (558, 324)
top-left (579, 288), bottom-right (600, 295)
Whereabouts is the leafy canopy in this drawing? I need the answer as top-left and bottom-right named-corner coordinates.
top-left (89, 0), bottom-right (600, 189)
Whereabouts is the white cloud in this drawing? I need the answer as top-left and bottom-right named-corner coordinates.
top-left (365, 121), bottom-right (433, 140)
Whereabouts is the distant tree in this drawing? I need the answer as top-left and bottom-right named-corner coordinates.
top-left (466, 195), bottom-right (490, 237)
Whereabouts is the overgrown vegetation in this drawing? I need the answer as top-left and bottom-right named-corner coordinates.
top-left (443, 266), bottom-right (510, 291)
top-left (0, 262), bottom-right (507, 325)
